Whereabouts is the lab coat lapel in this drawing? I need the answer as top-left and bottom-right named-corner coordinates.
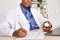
top-left (31, 8), bottom-right (41, 28)
top-left (16, 6), bottom-right (30, 31)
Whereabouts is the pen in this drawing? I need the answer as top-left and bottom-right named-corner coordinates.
top-left (18, 22), bottom-right (23, 28)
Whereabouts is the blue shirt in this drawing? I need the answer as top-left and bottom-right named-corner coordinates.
top-left (20, 4), bottom-right (39, 30)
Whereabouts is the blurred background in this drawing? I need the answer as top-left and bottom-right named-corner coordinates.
top-left (0, 0), bottom-right (60, 29)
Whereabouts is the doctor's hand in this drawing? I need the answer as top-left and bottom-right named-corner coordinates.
top-left (13, 28), bottom-right (27, 38)
top-left (42, 21), bottom-right (52, 32)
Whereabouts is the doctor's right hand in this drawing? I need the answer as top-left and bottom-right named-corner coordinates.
top-left (12, 28), bottom-right (27, 38)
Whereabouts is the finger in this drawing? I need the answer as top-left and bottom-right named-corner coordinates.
top-left (21, 28), bottom-right (27, 33)
top-left (43, 27), bottom-right (46, 30)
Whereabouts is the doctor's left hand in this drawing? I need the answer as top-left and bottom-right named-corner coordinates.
top-left (43, 21), bottom-right (52, 32)
top-left (13, 28), bottom-right (27, 38)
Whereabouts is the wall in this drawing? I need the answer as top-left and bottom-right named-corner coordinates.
top-left (0, 0), bottom-right (21, 23)
top-left (47, 0), bottom-right (60, 29)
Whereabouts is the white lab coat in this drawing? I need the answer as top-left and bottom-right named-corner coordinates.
top-left (0, 5), bottom-right (48, 36)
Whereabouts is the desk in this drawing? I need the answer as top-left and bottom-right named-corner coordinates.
top-left (44, 36), bottom-right (60, 40)
top-left (0, 28), bottom-right (60, 40)
top-left (0, 37), bottom-right (15, 40)
top-left (0, 36), bottom-right (60, 40)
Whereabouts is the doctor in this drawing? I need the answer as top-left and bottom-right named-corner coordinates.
top-left (0, 0), bottom-right (52, 38)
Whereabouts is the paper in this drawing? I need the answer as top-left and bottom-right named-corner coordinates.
top-left (16, 29), bottom-right (46, 40)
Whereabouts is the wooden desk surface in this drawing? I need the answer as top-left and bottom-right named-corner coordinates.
top-left (0, 36), bottom-right (15, 40)
top-left (0, 36), bottom-right (60, 40)
top-left (44, 36), bottom-right (60, 40)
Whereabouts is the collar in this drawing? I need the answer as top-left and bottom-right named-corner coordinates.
top-left (20, 3), bottom-right (31, 13)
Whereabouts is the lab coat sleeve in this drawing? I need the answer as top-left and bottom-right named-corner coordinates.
top-left (37, 10), bottom-right (49, 26)
top-left (0, 22), bottom-right (15, 36)
top-left (0, 10), bottom-right (16, 36)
